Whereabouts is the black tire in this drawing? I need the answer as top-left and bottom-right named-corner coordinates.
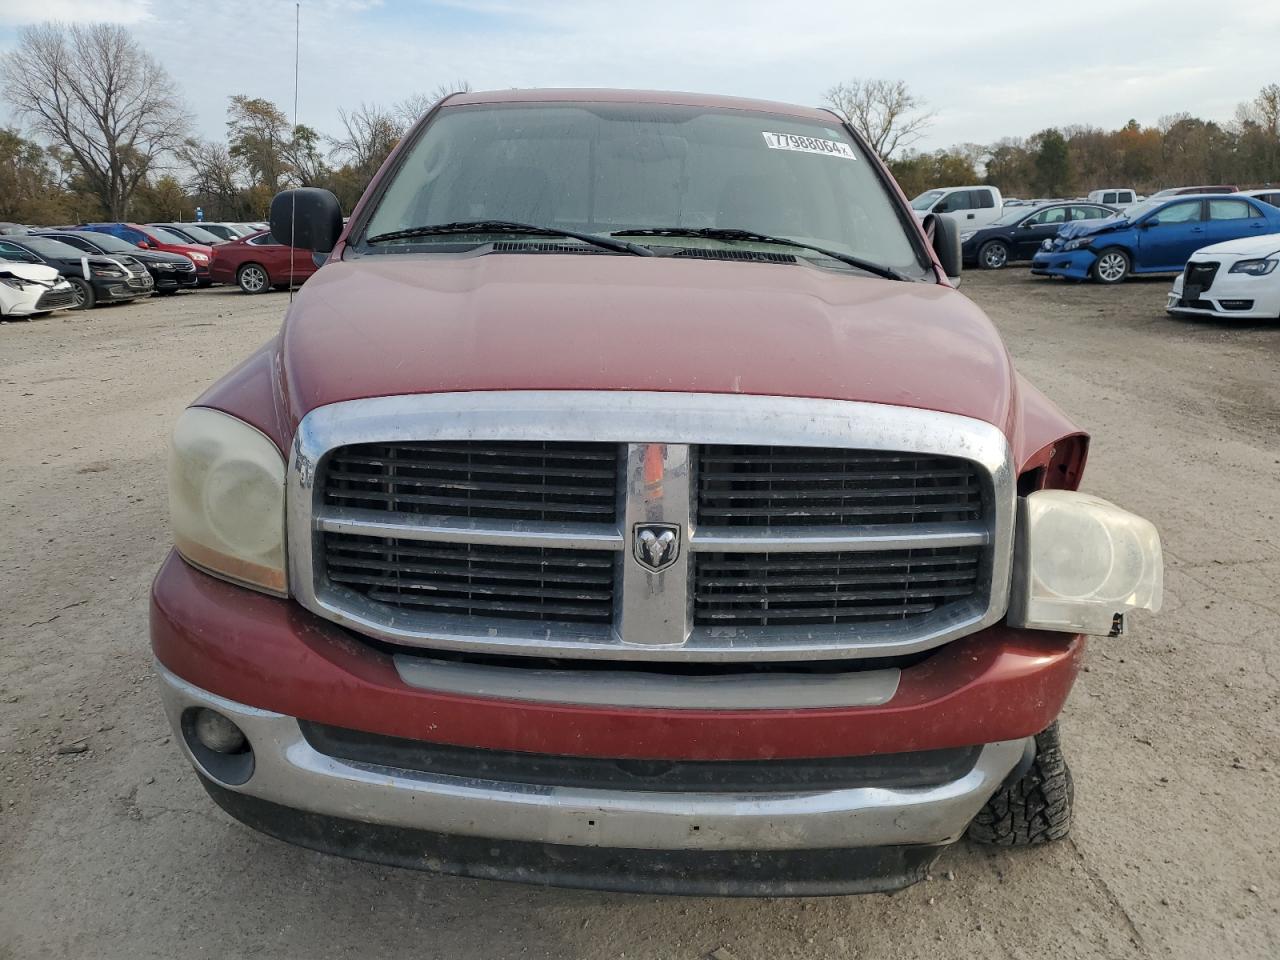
top-left (977, 240), bottom-right (1010, 270)
top-left (237, 262), bottom-right (270, 294)
top-left (1090, 247), bottom-right (1130, 284)
top-left (968, 721), bottom-right (1074, 846)
top-left (67, 276), bottom-right (95, 310)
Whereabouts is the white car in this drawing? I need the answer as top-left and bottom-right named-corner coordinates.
top-left (1167, 234), bottom-right (1280, 320)
top-left (0, 259), bottom-right (78, 319)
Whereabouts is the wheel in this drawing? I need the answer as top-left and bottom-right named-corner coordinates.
top-left (967, 721), bottom-right (1074, 846)
top-left (67, 276), bottom-right (95, 310)
top-left (1090, 248), bottom-right (1130, 284)
top-left (237, 263), bottom-right (269, 294)
top-left (978, 240), bottom-right (1010, 270)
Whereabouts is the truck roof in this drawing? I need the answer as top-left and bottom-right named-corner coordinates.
top-left (447, 88), bottom-right (835, 122)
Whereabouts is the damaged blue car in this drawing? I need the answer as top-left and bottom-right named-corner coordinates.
top-left (1031, 194), bottom-right (1280, 284)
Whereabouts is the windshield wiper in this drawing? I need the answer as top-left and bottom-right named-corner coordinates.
top-left (365, 220), bottom-right (654, 256)
top-left (611, 227), bottom-right (908, 280)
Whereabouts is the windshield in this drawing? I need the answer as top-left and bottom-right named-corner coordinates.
top-left (149, 226), bottom-right (190, 245)
top-left (1121, 199), bottom-right (1164, 221)
top-left (910, 190), bottom-right (945, 211)
top-left (989, 207), bottom-right (1036, 226)
top-left (18, 236), bottom-right (85, 259)
top-left (174, 224), bottom-right (222, 243)
top-left (68, 231), bottom-right (135, 253)
top-left (361, 102), bottom-right (926, 277)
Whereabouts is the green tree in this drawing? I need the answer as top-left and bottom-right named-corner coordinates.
top-left (1031, 129), bottom-right (1070, 196)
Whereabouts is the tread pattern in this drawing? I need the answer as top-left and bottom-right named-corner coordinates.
top-left (967, 722), bottom-right (1074, 846)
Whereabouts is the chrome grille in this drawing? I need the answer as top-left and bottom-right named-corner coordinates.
top-left (323, 441), bottom-right (620, 523)
top-left (697, 446), bottom-right (982, 527)
top-left (292, 393), bottom-right (1014, 662)
top-left (323, 533), bottom-right (615, 624)
top-left (693, 546), bottom-right (982, 627)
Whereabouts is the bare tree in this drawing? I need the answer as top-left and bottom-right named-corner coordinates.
top-left (823, 79), bottom-right (934, 160)
top-left (178, 139), bottom-right (245, 218)
top-left (395, 80), bottom-right (472, 129)
top-left (2, 22), bottom-right (190, 218)
top-left (330, 102), bottom-right (403, 177)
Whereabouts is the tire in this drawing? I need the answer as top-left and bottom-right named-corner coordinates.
top-left (978, 240), bottom-right (1010, 270)
top-left (237, 263), bottom-right (269, 294)
top-left (67, 276), bottom-right (95, 310)
top-left (1090, 247), bottom-right (1130, 284)
top-left (968, 721), bottom-right (1074, 846)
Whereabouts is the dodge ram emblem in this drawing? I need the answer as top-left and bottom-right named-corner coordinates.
top-left (633, 523), bottom-right (680, 572)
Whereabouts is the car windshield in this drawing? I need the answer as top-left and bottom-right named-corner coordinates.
top-left (173, 225), bottom-right (221, 243)
top-left (910, 190), bottom-right (945, 211)
top-left (361, 102), bottom-right (927, 277)
top-left (1121, 198), bottom-right (1165, 221)
top-left (149, 226), bottom-right (189, 244)
top-left (67, 231), bottom-right (135, 253)
top-left (990, 207), bottom-right (1035, 226)
top-left (17, 236), bottom-right (85, 259)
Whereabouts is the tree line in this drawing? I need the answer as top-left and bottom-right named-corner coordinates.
top-left (1, 22), bottom-right (1277, 227)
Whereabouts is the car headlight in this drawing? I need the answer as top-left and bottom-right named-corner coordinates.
top-left (1007, 490), bottom-right (1162, 636)
top-left (169, 407), bottom-right (287, 595)
top-left (190, 252), bottom-right (209, 263)
top-left (0, 276), bottom-right (26, 289)
top-left (1063, 238), bottom-right (1092, 251)
top-left (93, 268), bottom-right (125, 278)
top-left (959, 231), bottom-right (976, 242)
top-left (1228, 258), bottom-right (1277, 276)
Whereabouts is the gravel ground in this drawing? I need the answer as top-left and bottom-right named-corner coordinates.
top-left (1, 273), bottom-right (1278, 959)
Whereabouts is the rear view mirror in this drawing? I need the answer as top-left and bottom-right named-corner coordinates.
top-left (925, 213), bottom-right (962, 282)
top-left (270, 188), bottom-right (343, 254)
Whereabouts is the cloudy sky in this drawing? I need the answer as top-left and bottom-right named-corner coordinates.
top-left (1, 0), bottom-right (1276, 153)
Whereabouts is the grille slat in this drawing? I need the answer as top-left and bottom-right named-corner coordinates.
top-left (697, 445), bottom-right (982, 529)
top-left (324, 440), bottom-right (621, 524)
top-left (325, 532), bottom-right (615, 624)
top-left (693, 546), bottom-right (983, 628)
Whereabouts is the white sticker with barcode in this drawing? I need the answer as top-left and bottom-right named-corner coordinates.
top-left (762, 132), bottom-right (857, 159)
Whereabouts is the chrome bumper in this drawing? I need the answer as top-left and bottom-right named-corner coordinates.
top-left (157, 664), bottom-right (1027, 853)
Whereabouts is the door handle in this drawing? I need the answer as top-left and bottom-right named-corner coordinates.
top-left (966, 213), bottom-right (975, 219)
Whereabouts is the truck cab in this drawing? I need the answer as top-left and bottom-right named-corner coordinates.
top-left (910, 185), bottom-right (1004, 229)
top-left (152, 89), bottom-right (1161, 896)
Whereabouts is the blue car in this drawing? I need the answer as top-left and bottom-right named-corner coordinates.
top-left (1031, 194), bottom-right (1280, 284)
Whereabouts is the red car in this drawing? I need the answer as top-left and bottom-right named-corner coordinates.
top-left (78, 222), bottom-right (214, 285)
top-left (208, 231), bottom-right (319, 293)
top-left (152, 89), bottom-right (1164, 896)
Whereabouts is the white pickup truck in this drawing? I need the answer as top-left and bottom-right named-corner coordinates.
top-left (910, 185), bottom-right (1004, 230)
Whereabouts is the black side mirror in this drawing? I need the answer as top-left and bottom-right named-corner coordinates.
top-left (925, 213), bottom-right (962, 282)
top-left (270, 188), bottom-right (343, 253)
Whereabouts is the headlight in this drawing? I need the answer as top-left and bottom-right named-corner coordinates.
top-left (1063, 238), bottom-right (1092, 251)
top-left (190, 253), bottom-right (209, 263)
top-left (1228, 258), bottom-right (1277, 276)
top-left (0, 276), bottom-right (26, 289)
top-left (93, 268), bottom-right (125, 278)
top-left (1007, 490), bottom-right (1162, 636)
top-left (169, 407), bottom-right (287, 595)
top-left (959, 231), bottom-right (976, 242)
top-left (1039, 239), bottom-right (1053, 251)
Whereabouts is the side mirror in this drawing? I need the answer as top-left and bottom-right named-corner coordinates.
top-left (136, 241), bottom-right (150, 249)
top-left (270, 188), bottom-right (343, 253)
top-left (925, 213), bottom-right (962, 282)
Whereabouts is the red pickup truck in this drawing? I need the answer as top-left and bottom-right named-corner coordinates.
top-left (152, 89), bottom-right (1162, 896)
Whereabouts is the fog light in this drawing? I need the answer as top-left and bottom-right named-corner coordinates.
top-left (193, 708), bottom-right (246, 754)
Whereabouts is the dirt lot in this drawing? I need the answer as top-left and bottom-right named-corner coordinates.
top-left (2, 272), bottom-right (1278, 959)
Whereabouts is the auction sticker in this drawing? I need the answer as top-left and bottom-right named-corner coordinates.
top-left (762, 132), bottom-right (857, 159)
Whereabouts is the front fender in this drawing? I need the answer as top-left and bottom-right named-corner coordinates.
top-left (1010, 374), bottom-right (1089, 491)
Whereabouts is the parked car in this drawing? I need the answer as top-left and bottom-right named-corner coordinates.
top-left (910, 185), bottom-right (1003, 229)
top-left (150, 222), bottom-right (228, 247)
top-left (1239, 188), bottom-right (1280, 209)
top-left (171, 222), bottom-right (246, 242)
top-left (1087, 188), bottom-right (1138, 206)
top-left (0, 259), bottom-right (78, 318)
top-left (79, 223), bottom-right (214, 285)
top-left (1031, 194), bottom-right (1280, 283)
top-left (208, 230), bottom-right (319, 293)
top-left (35, 229), bottom-right (199, 294)
top-left (1166, 233), bottom-right (1280, 320)
top-left (962, 201), bottom-right (1117, 269)
top-left (0, 234), bottom-right (153, 308)
top-left (151, 88), bottom-right (1163, 897)
top-left (1146, 185), bottom-right (1238, 199)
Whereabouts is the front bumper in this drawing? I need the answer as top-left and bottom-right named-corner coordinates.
top-left (152, 553), bottom-right (1081, 893)
top-left (1167, 270), bottom-right (1280, 319)
top-left (1031, 248), bottom-right (1095, 278)
top-left (158, 663), bottom-right (1030, 894)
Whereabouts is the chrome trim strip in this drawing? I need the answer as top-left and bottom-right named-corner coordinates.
top-left (690, 521), bottom-right (990, 553)
top-left (287, 391), bottom-right (1015, 662)
top-left (315, 508), bottom-right (624, 551)
top-left (392, 654), bottom-right (901, 709)
top-left (158, 664), bottom-right (1027, 851)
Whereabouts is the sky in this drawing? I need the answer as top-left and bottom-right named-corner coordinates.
top-left (1, 0), bottom-right (1277, 154)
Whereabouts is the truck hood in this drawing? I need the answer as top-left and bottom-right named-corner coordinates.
top-left (278, 255), bottom-right (1017, 433)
